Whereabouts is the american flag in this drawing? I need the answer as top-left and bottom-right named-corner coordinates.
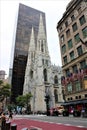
top-left (84, 68), bottom-right (87, 76)
top-left (77, 69), bottom-right (84, 80)
top-left (61, 76), bottom-right (67, 86)
top-left (73, 73), bottom-right (78, 80)
top-left (67, 73), bottom-right (74, 82)
top-left (80, 69), bottom-right (84, 79)
top-left (69, 73), bottom-right (74, 82)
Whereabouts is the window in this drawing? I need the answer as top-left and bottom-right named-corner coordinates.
top-left (72, 65), bottom-right (77, 73)
top-left (60, 35), bottom-right (64, 43)
top-left (68, 39), bottom-right (73, 49)
top-left (70, 51), bottom-right (74, 60)
top-left (74, 33), bottom-right (80, 43)
top-left (77, 46), bottom-right (83, 56)
top-left (79, 15), bottom-right (86, 26)
top-left (75, 96), bottom-right (78, 99)
top-left (85, 94), bottom-right (87, 98)
top-left (65, 21), bottom-right (68, 27)
top-left (80, 60), bottom-right (86, 69)
top-left (30, 70), bottom-right (33, 79)
top-left (72, 23), bottom-right (78, 32)
top-left (63, 56), bottom-right (67, 64)
top-left (71, 15), bottom-right (75, 22)
top-left (41, 40), bottom-right (44, 52)
top-left (67, 83), bottom-right (72, 92)
top-left (79, 95), bottom-right (81, 99)
top-left (66, 69), bottom-right (70, 77)
top-left (43, 69), bottom-right (47, 82)
top-left (54, 75), bottom-right (58, 84)
top-left (54, 89), bottom-right (58, 103)
top-left (66, 29), bottom-right (70, 38)
top-left (42, 59), bottom-right (44, 65)
top-left (75, 81), bottom-right (81, 91)
top-left (46, 60), bottom-right (48, 66)
top-left (60, 27), bottom-right (62, 31)
top-left (62, 45), bottom-right (66, 54)
top-left (68, 98), bottom-right (70, 101)
top-left (82, 27), bottom-right (87, 38)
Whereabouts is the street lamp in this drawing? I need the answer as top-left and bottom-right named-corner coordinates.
top-left (44, 95), bottom-right (50, 116)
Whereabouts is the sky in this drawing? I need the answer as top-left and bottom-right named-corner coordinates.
top-left (0, 0), bottom-right (71, 78)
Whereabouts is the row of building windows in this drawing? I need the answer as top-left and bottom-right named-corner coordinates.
top-left (65, 59), bottom-right (86, 76)
top-left (30, 67), bottom-right (59, 85)
top-left (61, 26), bottom-right (87, 55)
top-left (63, 45), bottom-right (84, 64)
top-left (67, 94), bottom-right (87, 101)
top-left (59, 4), bottom-right (86, 32)
top-left (60, 15), bottom-right (86, 43)
top-left (42, 59), bottom-right (49, 66)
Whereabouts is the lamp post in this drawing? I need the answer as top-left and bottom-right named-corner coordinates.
top-left (45, 95), bottom-right (50, 116)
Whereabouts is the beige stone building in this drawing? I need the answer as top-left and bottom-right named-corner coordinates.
top-left (23, 14), bottom-right (63, 113)
top-left (57, 0), bottom-right (87, 108)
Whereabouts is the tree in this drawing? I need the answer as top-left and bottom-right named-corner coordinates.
top-left (0, 80), bottom-right (4, 101)
top-left (0, 80), bottom-right (11, 111)
top-left (16, 93), bottom-right (32, 113)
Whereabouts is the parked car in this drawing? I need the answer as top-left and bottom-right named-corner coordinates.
top-left (62, 109), bottom-right (69, 116)
top-left (49, 106), bottom-right (64, 116)
top-left (49, 108), bottom-right (59, 116)
top-left (73, 110), bottom-right (81, 117)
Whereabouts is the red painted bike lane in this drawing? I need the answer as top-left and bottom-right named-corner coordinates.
top-left (11, 118), bottom-right (87, 130)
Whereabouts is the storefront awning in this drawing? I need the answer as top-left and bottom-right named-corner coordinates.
top-left (61, 99), bottom-right (87, 106)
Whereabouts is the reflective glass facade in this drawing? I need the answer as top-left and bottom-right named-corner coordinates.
top-left (11, 3), bottom-right (46, 102)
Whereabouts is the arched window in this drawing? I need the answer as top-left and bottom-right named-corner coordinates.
top-left (41, 40), bottom-right (44, 52)
top-left (54, 89), bottom-right (58, 103)
top-left (54, 75), bottom-right (58, 84)
top-left (30, 70), bottom-right (33, 79)
top-left (43, 68), bottom-right (47, 82)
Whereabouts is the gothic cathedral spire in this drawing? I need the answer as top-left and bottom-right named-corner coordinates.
top-left (37, 13), bottom-right (46, 40)
top-left (29, 27), bottom-right (35, 52)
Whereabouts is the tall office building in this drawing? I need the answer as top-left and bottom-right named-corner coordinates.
top-left (10, 3), bottom-right (63, 111)
top-left (57, 0), bottom-right (87, 108)
top-left (10, 4), bottom-right (46, 102)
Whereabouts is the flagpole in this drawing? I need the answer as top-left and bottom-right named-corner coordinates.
top-left (79, 38), bottom-right (87, 47)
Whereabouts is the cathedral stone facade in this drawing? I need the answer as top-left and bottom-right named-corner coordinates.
top-left (23, 14), bottom-right (63, 113)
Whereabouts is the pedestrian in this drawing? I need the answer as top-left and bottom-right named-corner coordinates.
top-left (9, 111), bottom-right (13, 120)
top-left (1, 112), bottom-right (6, 130)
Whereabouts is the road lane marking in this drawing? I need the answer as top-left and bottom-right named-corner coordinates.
top-left (30, 125), bottom-right (42, 130)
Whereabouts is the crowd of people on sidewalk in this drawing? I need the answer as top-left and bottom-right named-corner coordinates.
top-left (0, 110), bottom-right (13, 130)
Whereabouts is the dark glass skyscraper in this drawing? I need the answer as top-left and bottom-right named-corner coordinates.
top-left (11, 3), bottom-right (46, 102)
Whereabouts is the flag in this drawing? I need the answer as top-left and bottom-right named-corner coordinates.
top-left (67, 73), bottom-right (75, 82)
top-left (61, 76), bottom-right (67, 86)
top-left (77, 69), bottom-right (84, 80)
top-left (73, 73), bottom-right (78, 80)
top-left (69, 73), bottom-right (74, 82)
top-left (66, 77), bottom-right (70, 83)
top-left (80, 69), bottom-right (84, 79)
top-left (84, 68), bottom-right (87, 76)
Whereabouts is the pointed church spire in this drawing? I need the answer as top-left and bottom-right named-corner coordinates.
top-left (29, 27), bottom-right (35, 52)
top-left (38, 13), bottom-right (46, 39)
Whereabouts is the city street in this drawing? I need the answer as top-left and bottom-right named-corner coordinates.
top-left (11, 114), bottom-right (87, 130)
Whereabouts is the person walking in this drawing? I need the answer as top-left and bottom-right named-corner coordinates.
top-left (1, 112), bottom-right (6, 130)
top-left (9, 111), bottom-right (13, 121)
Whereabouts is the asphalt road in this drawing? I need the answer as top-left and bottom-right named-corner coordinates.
top-left (27, 114), bottom-right (87, 128)
top-left (13, 114), bottom-right (87, 129)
